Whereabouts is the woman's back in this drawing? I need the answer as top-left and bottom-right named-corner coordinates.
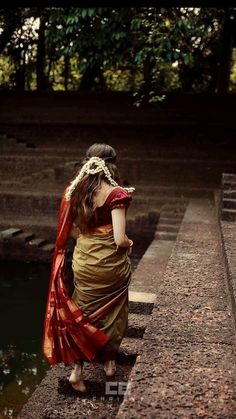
top-left (91, 183), bottom-right (132, 229)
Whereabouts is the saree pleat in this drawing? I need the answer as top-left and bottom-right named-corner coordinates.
top-left (72, 229), bottom-right (131, 360)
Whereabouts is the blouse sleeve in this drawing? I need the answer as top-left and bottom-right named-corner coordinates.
top-left (108, 189), bottom-right (132, 210)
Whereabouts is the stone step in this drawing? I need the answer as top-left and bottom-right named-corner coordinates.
top-left (0, 179), bottom-right (23, 187)
top-left (0, 154), bottom-right (234, 184)
top-left (222, 181), bottom-right (236, 190)
top-left (223, 190), bottom-right (236, 199)
top-left (126, 325), bottom-right (145, 339)
top-left (0, 191), bottom-right (184, 217)
top-left (162, 204), bottom-right (186, 212)
top-left (0, 227), bottom-right (22, 239)
top-left (0, 214), bottom-right (57, 230)
top-left (41, 243), bottom-right (55, 253)
top-left (162, 203), bottom-right (187, 209)
top-left (0, 191), bottom-right (61, 216)
top-left (221, 208), bottom-right (236, 221)
top-left (128, 313), bottom-right (150, 330)
top-left (158, 216), bottom-right (183, 225)
top-left (12, 231), bottom-right (35, 243)
top-left (0, 225), bottom-right (57, 261)
top-left (157, 223), bottom-right (180, 232)
top-left (0, 142), bottom-right (214, 156)
top-left (135, 185), bottom-right (213, 198)
top-left (133, 197), bottom-right (187, 206)
top-left (129, 291), bottom-right (156, 304)
top-left (0, 155), bottom-right (71, 178)
top-left (161, 213), bottom-right (185, 219)
top-left (16, 139), bottom-right (36, 149)
top-left (0, 149), bottom-right (229, 180)
top-left (119, 337), bottom-right (144, 355)
top-left (222, 173), bottom-right (236, 183)
top-left (222, 198), bottom-right (236, 209)
top-left (28, 237), bottom-right (48, 247)
top-left (129, 301), bottom-right (154, 315)
top-left (155, 231), bottom-right (177, 241)
top-left (9, 137), bottom-right (35, 149)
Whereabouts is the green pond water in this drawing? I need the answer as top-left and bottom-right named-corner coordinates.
top-left (0, 262), bottom-right (50, 419)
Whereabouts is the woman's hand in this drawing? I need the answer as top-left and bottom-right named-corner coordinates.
top-left (128, 239), bottom-right (133, 255)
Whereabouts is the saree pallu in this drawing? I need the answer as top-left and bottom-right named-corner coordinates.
top-left (43, 187), bottom-right (115, 366)
top-left (72, 225), bottom-right (132, 362)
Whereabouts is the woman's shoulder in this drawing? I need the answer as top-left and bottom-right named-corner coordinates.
top-left (106, 186), bottom-right (132, 209)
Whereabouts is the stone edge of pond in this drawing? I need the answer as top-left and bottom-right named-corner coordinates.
top-left (117, 197), bottom-right (236, 418)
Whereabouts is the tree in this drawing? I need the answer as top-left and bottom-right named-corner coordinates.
top-left (45, 8), bottom-right (135, 91)
top-left (0, 7), bottom-right (235, 98)
top-left (36, 12), bottom-right (48, 91)
top-left (0, 9), bottom-right (22, 55)
top-left (130, 7), bottom-right (236, 102)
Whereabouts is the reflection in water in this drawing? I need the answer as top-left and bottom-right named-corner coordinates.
top-left (0, 262), bottom-right (50, 418)
top-left (0, 346), bottom-right (48, 418)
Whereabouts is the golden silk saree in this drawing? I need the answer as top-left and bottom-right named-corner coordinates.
top-left (72, 225), bottom-right (132, 361)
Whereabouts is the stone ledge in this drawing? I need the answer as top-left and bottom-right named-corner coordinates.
top-left (219, 220), bottom-right (236, 322)
top-left (117, 198), bottom-right (236, 418)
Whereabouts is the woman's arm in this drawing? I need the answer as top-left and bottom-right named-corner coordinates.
top-left (111, 208), bottom-right (133, 248)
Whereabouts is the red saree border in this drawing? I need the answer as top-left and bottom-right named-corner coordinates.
top-left (42, 185), bottom-right (110, 366)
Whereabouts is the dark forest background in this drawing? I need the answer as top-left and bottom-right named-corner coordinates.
top-left (0, 7), bottom-right (235, 104)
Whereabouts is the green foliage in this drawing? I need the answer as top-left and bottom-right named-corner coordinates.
top-left (104, 67), bottom-right (143, 92)
top-left (0, 55), bottom-right (15, 89)
top-left (0, 7), bottom-right (235, 100)
top-left (230, 48), bottom-right (236, 91)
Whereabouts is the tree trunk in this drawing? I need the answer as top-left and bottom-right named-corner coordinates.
top-left (36, 15), bottom-right (47, 91)
top-left (217, 10), bottom-right (233, 94)
top-left (13, 48), bottom-right (25, 91)
top-left (15, 68), bottom-right (25, 90)
top-left (79, 65), bottom-right (106, 91)
top-left (0, 10), bottom-right (21, 55)
top-left (64, 55), bottom-right (69, 91)
top-left (141, 59), bottom-right (152, 102)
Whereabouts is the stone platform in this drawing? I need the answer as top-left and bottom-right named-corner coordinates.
top-left (118, 198), bottom-right (236, 418)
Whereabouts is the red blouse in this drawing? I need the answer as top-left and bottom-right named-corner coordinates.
top-left (95, 186), bottom-right (132, 227)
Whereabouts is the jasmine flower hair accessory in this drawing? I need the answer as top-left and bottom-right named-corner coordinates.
top-left (65, 156), bottom-right (135, 201)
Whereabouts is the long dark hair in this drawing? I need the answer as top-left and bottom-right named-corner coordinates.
top-left (70, 143), bottom-right (122, 233)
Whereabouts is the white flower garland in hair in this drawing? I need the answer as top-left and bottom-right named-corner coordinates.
top-left (65, 156), bottom-right (135, 200)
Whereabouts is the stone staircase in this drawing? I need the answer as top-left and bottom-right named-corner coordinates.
top-left (155, 203), bottom-right (186, 241)
top-left (0, 131), bottom-right (36, 149)
top-left (0, 227), bottom-right (55, 263)
top-left (0, 211), bottom-right (159, 263)
top-left (221, 173), bottom-right (236, 221)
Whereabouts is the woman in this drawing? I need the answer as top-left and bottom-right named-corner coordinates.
top-left (42, 143), bottom-right (134, 393)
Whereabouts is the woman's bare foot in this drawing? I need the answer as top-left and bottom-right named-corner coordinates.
top-left (69, 362), bottom-right (86, 392)
top-left (104, 360), bottom-right (116, 377)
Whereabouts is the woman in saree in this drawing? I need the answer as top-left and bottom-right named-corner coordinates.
top-left (42, 143), bottom-right (134, 392)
